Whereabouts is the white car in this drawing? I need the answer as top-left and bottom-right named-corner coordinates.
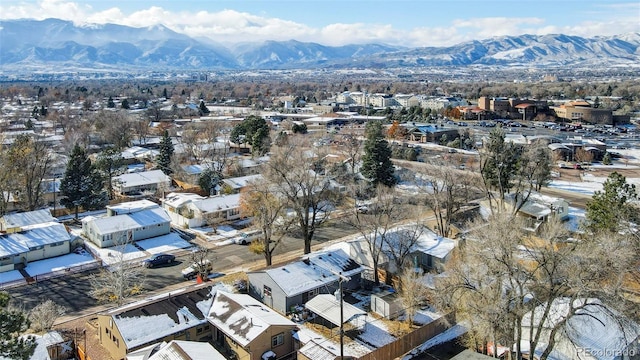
top-left (235, 230), bottom-right (262, 245)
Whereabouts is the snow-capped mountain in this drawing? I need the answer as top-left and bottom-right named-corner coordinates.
top-left (1, 18), bottom-right (638, 71)
top-left (359, 33), bottom-right (640, 67)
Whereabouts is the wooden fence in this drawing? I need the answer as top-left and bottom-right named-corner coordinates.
top-left (357, 313), bottom-right (456, 360)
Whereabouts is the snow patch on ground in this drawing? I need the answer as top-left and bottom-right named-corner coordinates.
top-left (136, 233), bottom-right (193, 254)
top-left (85, 242), bottom-right (146, 265)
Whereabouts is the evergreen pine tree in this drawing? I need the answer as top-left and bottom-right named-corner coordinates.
top-left (361, 121), bottom-right (396, 187)
top-left (157, 130), bottom-right (174, 175)
top-left (121, 98), bottom-right (130, 109)
top-left (199, 100), bottom-right (210, 115)
top-left (107, 96), bottom-right (115, 108)
top-left (60, 144), bottom-right (107, 219)
top-left (602, 152), bottom-right (612, 165)
top-left (0, 292), bottom-right (36, 360)
top-left (230, 115), bottom-right (270, 156)
top-left (585, 172), bottom-right (638, 232)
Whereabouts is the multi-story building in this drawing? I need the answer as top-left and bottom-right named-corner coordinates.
top-left (552, 101), bottom-right (613, 124)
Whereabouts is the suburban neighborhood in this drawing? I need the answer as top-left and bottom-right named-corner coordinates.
top-left (1, 5), bottom-right (640, 357)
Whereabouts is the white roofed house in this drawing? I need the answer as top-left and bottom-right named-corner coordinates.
top-left (499, 192), bottom-right (570, 232)
top-left (382, 225), bottom-right (457, 274)
top-left (220, 174), bottom-right (263, 194)
top-left (207, 290), bottom-right (298, 360)
top-left (126, 340), bottom-right (226, 360)
top-left (331, 225), bottom-right (456, 279)
top-left (0, 208), bottom-right (57, 233)
top-left (162, 192), bottom-right (241, 229)
top-left (82, 200), bottom-right (171, 248)
top-left (113, 170), bottom-right (172, 198)
top-left (0, 222), bottom-right (71, 273)
top-left (246, 248), bottom-right (364, 315)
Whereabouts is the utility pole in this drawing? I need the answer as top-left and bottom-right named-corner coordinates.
top-left (330, 270), bottom-right (351, 360)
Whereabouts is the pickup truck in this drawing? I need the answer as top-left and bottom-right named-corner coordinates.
top-left (181, 259), bottom-right (213, 280)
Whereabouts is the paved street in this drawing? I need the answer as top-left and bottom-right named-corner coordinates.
top-left (5, 218), bottom-right (360, 322)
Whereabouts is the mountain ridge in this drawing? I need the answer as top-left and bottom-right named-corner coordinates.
top-left (1, 18), bottom-right (638, 71)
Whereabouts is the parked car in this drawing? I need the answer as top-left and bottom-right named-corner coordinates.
top-left (143, 253), bottom-right (176, 268)
top-left (181, 259), bottom-right (213, 279)
top-left (235, 230), bottom-right (262, 245)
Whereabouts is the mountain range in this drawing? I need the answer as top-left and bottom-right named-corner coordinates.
top-left (1, 18), bottom-right (639, 71)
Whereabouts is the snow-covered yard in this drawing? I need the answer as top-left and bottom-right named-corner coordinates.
top-left (84, 232), bottom-right (193, 266)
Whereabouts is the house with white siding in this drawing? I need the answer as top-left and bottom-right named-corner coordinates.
top-left (162, 193), bottom-right (241, 229)
top-left (0, 222), bottom-right (72, 273)
top-left (82, 201), bottom-right (171, 248)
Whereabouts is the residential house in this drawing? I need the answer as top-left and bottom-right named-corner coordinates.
top-left (125, 340), bottom-right (226, 360)
top-left (207, 290), bottom-right (297, 360)
top-left (0, 222), bottom-right (71, 273)
top-left (0, 209), bottom-right (57, 233)
top-left (220, 174), bottom-right (263, 194)
top-left (405, 124), bottom-right (460, 144)
top-left (247, 248), bottom-right (364, 315)
top-left (520, 298), bottom-right (640, 360)
top-left (120, 146), bottom-right (159, 165)
top-left (113, 170), bottom-right (172, 197)
top-left (82, 200), bottom-right (171, 248)
top-left (97, 284), bottom-right (222, 360)
top-left (162, 193), bottom-right (241, 229)
top-left (335, 225), bottom-right (457, 278)
top-left (388, 226), bottom-right (457, 274)
top-left (495, 192), bottom-right (570, 231)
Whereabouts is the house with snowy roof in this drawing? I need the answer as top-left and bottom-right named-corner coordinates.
top-left (113, 170), bottom-right (172, 197)
top-left (330, 225), bottom-right (457, 278)
top-left (125, 340), bottom-right (226, 360)
top-left (247, 248), bottom-right (364, 315)
top-left (0, 208), bottom-right (57, 233)
top-left (382, 225), bottom-right (457, 274)
top-left (97, 284), bottom-right (222, 360)
top-left (0, 222), bottom-right (71, 273)
top-left (207, 290), bottom-right (297, 360)
top-left (161, 192), bottom-right (241, 229)
top-left (82, 200), bottom-right (171, 248)
top-left (220, 174), bottom-right (263, 194)
top-left (480, 192), bottom-right (570, 231)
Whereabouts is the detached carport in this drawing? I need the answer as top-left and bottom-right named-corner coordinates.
top-left (305, 294), bottom-right (367, 334)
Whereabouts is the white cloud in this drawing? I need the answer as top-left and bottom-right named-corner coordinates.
top-left (0, 1), bottom-right (637, 47)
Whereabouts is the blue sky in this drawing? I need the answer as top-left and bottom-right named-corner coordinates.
top-left (1, 0), bottom-right (639, 47)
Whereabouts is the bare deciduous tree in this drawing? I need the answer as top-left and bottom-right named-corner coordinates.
top-left (348, 184), bottom-right (404, 285)
top-left (263, 136), bottom-right (337, 254)
top-left (398, 266), bottom-right (430, 326)
top-left (89, 235), bottom-right (145, 306)
top-left (188, 246), bottom-right (214, 281)
top-left (239, 180), bottom-right (292, 266)
top-left (28, 300), bottom-right (66, 332)
top-left (434, 215), bottom-right (637, 360)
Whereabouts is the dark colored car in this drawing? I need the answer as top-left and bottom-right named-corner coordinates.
top-left (142, 253), bottom-right (176, 268)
